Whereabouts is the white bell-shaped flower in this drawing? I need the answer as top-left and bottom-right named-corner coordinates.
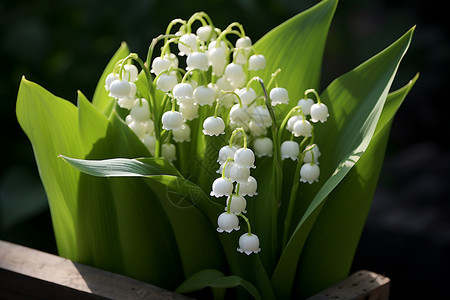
top-left (194, 85), bottom-right (216, 106)
top-left (207, 44), bottom-right (228, 76)
top-left (144, 119), bottom-right (154, 134)
top-left (229, 104), bottom-right (250, 126)
top-left (234, 36), bottom-right (252, 65)
top-left (109, 79), bottom-right (131, 98)
top-left (238, 176), bottom-right (258, 197)
top-left (297, 98), bottom-right (315, 115)
top-left (234, 148), bottom-right (255, 169)
top-left (235, 88), bottom-right (256, 106)
top-left (236, 36), bottom-right (252, 48)
top-left (130, 98), bottom-right (150, 122)
top-left (248, 120), bottom-right (267, 137)
top-left (211, 177), bottom-right (233, 197)
top-left (292, 119), bottom-right (312, 137)
top-left (208, 40), bottom-right (229, 53)
top-left (173, 83), bottom-right (194, 104)
top-left (237, 233), bottom-right (261, 255)
top-left (207, 47), bottom-right (227, 67)
top-left (122, 64), bottom-right (139, 82)
top-left (286, 115), bottom-right (303, 133)
top-left (196, 25), bottom-right (214, 42)
top-left (217, 145), bottom-right (237, 164)
top-left (251, 106), bottom-right (272, 127)
top-left (253, 137), bottom-right (273, 158)
top-left (162, 143), bottom-right (177, 162)
top-left (203, 116), bottom-right (225, 136)
top-left (300, 163), bottom-right (320, 184)
top-left (217, 212), bottom-right (240, 233)
top-left (281, 141), bottom-right (299, 161)
top-left (226, 195), bottom-right (247, 214)
top-left (310, 103), bottom-right (329, 123)
top-left (179, 103), bottom-right (199, 120)
top-left (172, 123), bottom-right (191, 142)
top-left (303, 144), bottom-right (321, 164)
top-left (248, 54), bottom-right (266, 70)
top-left (224, 63), bottom-right (246, 88)
top-left (156, 73), bottom-right (178, 92)
top-left (151, 57), bottom-right (171, 75)
top-left (105, 73), bottom-right (118, 91)
top-left (216, 76), bottom-right (234, 93)
top-left (270, 87), bottom-right (289, 106)
top-left (178, 33), bottom-right (198, 56)
top-left (151, 54), bottom-right (178, 75)
top-left (128, 119), bottom-right (146, 140)
top-left (230, 164), bottom-right (250, 184)
top-left (162, 111), bottom-right (184, 130)
top-left (217, 161), bottom-right (235, 178)
top-left (142, 134), bottom-right (156, 156)
top-left (186, 52), bottom-right (209, 71)
top-left (118, 96), bottom-right (135, 110)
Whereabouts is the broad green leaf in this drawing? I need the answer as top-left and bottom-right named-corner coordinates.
top-left (61, 155), bottom-right (227, 282)
top-left (271, 27), bottom-right (415, 299)
top-left (16, 77), bottom-right (83, 259)
top-left (92, 42), bottom-right (129, 115)
top-left (175, 269), bottom-right (262, 300)
top-left (295, 74), bottom-right (419, 298)
top-left (254, 0), bottom-right (338, 110)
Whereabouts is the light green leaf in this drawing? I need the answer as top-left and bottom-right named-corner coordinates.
top-left (176, 269), bottom-right (262, 300)
top-left (16, 77), bottom-right (83, 259)
top-left (271, 27), bottom-right (415, 299)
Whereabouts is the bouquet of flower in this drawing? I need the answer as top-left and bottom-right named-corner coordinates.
top-left (16, 0), bottom-right (417, 299)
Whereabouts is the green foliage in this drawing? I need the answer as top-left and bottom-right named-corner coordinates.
top-left (16, 0), bottom-right (416, 298)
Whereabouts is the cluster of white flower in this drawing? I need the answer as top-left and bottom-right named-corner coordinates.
top-left (103, 12), bottom-right (330, 255)
top-left (211, 129), bottom-right (260, 255)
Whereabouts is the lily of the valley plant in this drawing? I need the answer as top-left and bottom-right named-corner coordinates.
top-left (16, 0), bottom-right (417, 299)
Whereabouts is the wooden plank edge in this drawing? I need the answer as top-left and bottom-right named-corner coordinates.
top-left (0, 240), bottom-right (193, 300)
top-left (306, 269), bottom-right (390, 300)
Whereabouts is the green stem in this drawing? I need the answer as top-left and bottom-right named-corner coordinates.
top-left (238, 213), bottom-right (252, 235)
top-left (282, 136), bottom-right (309, 248)
top-left (257, 77), bottom-right (281, 258)
top-left (305, 88), bottom-right (322, 104)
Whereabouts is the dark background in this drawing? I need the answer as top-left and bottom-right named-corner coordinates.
top-left (0, 0), bottom-right (448, 298)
